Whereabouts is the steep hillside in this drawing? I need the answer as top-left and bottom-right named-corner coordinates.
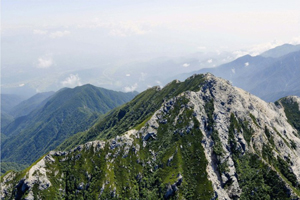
top-left (1, 94), bottom-right (25, 113)
top-left (1, 92), bottom-right (54, 130)
top-left (1, 112), bottom-right (14, 129)
top-left (262, 90), bottom-right (300, 104)
top-left (1, 84), bottom-right (137, 168)
top-left (1, 94), bottom-right (25, 129)
top-left (57, 74), bottom-right (207, 151)
top-left (172, 55), bottom-right (273, 86)
top-left (8, 91), bottom-right (55, 118)
top-left (249, 51), bottom-right (300, 101)
top-left (276, 96), bottom-right (300, 135)
top-left (1, 74), bottom-right (300, 200)
top-left (261, 44), bottom-right (300, 58)
top-left (173, 44), bottom-right (300, 102)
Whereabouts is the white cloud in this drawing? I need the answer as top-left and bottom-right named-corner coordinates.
top-left (291, 36), bottom-right (300, 44)
top-left (244, 62), bottom-right (249, 67)
top-left (49, 30), bottom-right (70, 38)
top-left (19, 83), bottom-right (25, 87)
top-left (233, 40), bottom-right (285, 58)
top-left (126, 74), bottom-right (131, 77)
top-left (124, 83), bottom-right (138, 92)
top-left (139, 72), bottom-right (147, 81)
top-left (248, 40), bottom-right (284, 56)
top-left (37, 56), bottom-right (53, 68)
top-left (233, 38), bottom-right (300, 59)
top-left (182, 63), bottom-right (190, 67)
top-left (33, 29), bottom-right (48, 35)
top-left (77, 18), bottom-right (154, 37)
top-left (207, 59), bottom-right (213, 63)
top-left (61, 74), bottom-right (82, 88)
top-left (82, 19), bottom-right (151, 37)
top-left (34, 29), bottom-right (71, 39)
top-left (232, 50), bottom-right (249, 58)
top-left (155, 80), bottom-right (163, 88)
top-left (109, 21), bottom-right (147, 37)
top-left (110, 29), bottom-right (127, 37)
top-left (197, 46), bottom-right (206, 50)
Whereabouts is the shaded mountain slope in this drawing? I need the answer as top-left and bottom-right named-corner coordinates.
top-left (1, 94), bottom-right (25, 113)
top-left (261, 44), bottom-right (300, 58)
top-left (2, 74), bottom-right (300, 200)
top-left (1, 112), bottom-right (14, 129)
top-left (57, 74), bottom-right (207, 151)
top-left (172, 44), bottom-right (300, 102)
top-left (171, 55), bottom-right (274, 85)
top-left (276, 96), bottom-right (300, 135)
top-left (1, 84), bottom-right (137, 167)
top-left (8, 91), bottom-right (55, 118)
top-left (1, 94), bottom-right (25, 129)
top-left (248, 50), bottom-right (300, 101)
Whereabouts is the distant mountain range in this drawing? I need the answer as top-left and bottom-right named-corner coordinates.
top-left (2, 43), bottom-right (299, 102)
top-left (1, 50), bottom-right (236, 97)
top-left (1, 84), bottom-right (137, 173)
top-left (8, 91), bottom-right (55, 118)
top-left (1, 94), bottom-right (25, 113)
top-left (1, 92), bottom-right (57, 133)
top-left (1, 43), bottom-right (300, 199)
top-left (1, 94), bottom-right (26, 128)
top-left (260, 43), bottom-right (300, 58)
top-left (173, 44), bottom-right (300, 102)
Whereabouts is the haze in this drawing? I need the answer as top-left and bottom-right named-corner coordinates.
top-left (1, 0), bottom-right (300, 97)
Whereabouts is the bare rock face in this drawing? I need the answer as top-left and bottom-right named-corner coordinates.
top-left (164, 174), bottom-right (183, 199)
top-left (184, 74), bottom-right (300, 199)
top-left (1, 73), bottom-right (300, 199)
top-left (1, 157), bottom-right (52, 200)
top-left (281, 96), bottom-right (300, 110)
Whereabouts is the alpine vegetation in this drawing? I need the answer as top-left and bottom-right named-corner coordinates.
top-left (1, 74), bottom-right (300, 199)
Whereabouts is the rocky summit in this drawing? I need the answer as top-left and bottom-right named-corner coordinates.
top-left (1, 73), bottom-right (300, 199)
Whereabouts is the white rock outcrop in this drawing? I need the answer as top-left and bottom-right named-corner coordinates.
top-left (185, 74), bottom-right (300, 199)
top-left (1, 73), bottom-right (300, 199)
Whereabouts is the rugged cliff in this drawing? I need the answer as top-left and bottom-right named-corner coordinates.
top-left (1, 73), bottom-right (300, 200)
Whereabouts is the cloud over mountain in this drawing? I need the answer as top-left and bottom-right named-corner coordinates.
top-left (61, 74), bottom-right (82, 87)
top-left (36, 55), bottom-right (53, 68)
top-left (124, 83), bottom-right (138, 92)
top-left (49, 30), bottom-right (70, 39)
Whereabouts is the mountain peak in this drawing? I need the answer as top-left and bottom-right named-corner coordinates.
top-left (280, 95), bottom-right (300, 104)
top-left (1, 84), bottom-right (137, 167)
top-left (261, 43), bottom-right (300, 58)
top-left (2, 74), bottom-right (300, 199)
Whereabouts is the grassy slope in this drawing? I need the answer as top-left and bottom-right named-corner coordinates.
top-left (229, 114), bottom-right (300, 199)
top-left (277, 97), bottom-right (300, 135)
top-left (1, 85), bottom-right (136, 167)
top-left (8, 91), bottom-right (55, 118)
top-left (1, 94), bottom-right (214, 200)
top-left (2, 75), bottom-right (299, 199)
top-left (1, 112), bottom-right (14, 129)
top-left (0, 162), bottom-right (27, 175)
top-left (58, 74), bottom-right (206, 151)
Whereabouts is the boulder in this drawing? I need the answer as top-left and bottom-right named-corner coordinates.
top-left (143, 132), bottom-right (157, 141)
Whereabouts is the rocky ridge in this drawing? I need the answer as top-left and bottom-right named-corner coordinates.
top-left (1, 73), bottom-right (300, 199)
top-left (189, 74), bottom-right (300, 199)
